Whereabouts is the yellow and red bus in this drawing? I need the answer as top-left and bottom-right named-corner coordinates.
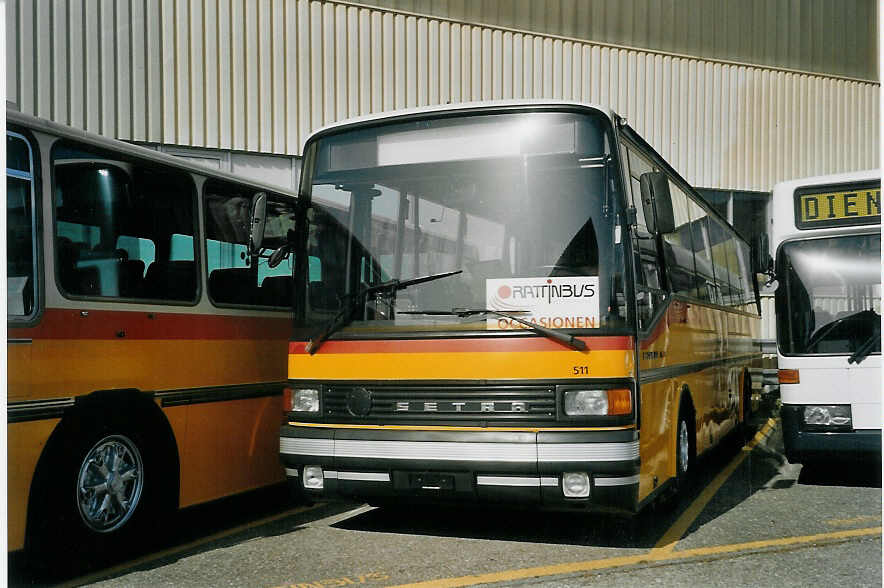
top-left (270, 101), bottom-right (762, 513)
top-left (7, 110), bottom-right (296, 556)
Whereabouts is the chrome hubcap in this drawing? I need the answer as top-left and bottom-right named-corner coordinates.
top-left (678, 420), bottom-right (690, 475)
top-left (76, 435), bottom-right (144, 533)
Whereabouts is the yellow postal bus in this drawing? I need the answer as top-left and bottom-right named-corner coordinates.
top-left (265, 101), bottom-right (762, 512)
top-left (7, 110), bottom-right (296, 556)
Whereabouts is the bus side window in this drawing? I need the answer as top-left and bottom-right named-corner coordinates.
top-left (707, 217), bottom-right (735, 306)
top-left (735, 239), bottom-right (757, 312)
top-left (686, 201), bottom-right (717, 303)
top-left (660, 181), bottom-right (697, 298)
top-left (205, 180), bottom-right (296, 308)
top-left (52, 144), bottom-right (197, 302)
top-left (621, 141), bottom-right (664, 328)
top-left (6, 133), bottom-right (38, 318)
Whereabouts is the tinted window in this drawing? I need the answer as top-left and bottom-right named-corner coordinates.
top-left (621, 142), bottom-right (665, 329)
top-left (708, 217), bottom-right (733, 305)
top-left (204, 180), bottom-right (296, 308)
top-left (53, 143), bottom-right (197, 302)
top-left (661, 181), bottom-right (696, 296)
top-left (7, 134), bottom-right (37, 318)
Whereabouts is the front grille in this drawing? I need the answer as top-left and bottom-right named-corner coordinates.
top-left (324, 384), bottom-right (556, 422)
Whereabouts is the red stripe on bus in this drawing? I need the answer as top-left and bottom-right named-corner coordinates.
top-left (289, 336), bottom-right (633, 354)
top-left (8, 308), bottom-right (291, 340)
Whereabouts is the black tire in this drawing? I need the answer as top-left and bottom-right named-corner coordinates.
top-left (675, 399), bottom-right (695, 492)
top-left (738, 371), bottom-right (753, 441)
top-left (29, 415), bottom-right (170, 567)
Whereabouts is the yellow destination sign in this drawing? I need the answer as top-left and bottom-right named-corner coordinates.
top-left (797, 187), bottom-right (880, 228)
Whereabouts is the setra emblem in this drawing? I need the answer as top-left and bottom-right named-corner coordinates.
top-left (346, 387), bottom-right (373, 416)
top-left (394, 401), bottom-right (528, 413)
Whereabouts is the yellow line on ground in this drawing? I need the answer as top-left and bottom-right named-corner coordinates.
top-left (62, 503), bottom-right (325, 588)
top-left (649, 417), bottom-right (777, 556)
top-left (390, 527), bottom-right (881, 588)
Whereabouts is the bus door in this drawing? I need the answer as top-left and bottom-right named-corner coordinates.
top-left (7, 130), bottom-right (39, 400)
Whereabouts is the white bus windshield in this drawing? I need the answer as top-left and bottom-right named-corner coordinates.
top-left (298, 109), bottom-right (629, 334)
top-left (777, 233), bottom-right (881, 355)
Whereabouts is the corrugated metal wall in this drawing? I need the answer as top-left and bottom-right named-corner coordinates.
top-left (360, 0), bottom-right (880, 82)
top-left (6, 0), bottom-right (879, 193)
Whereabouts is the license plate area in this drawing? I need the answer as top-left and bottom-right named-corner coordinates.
top-left (410, 472), bottom-right (455, 491)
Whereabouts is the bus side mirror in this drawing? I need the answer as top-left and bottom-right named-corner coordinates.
top-left (752, 234), bottom-right (770, 274)
top-left (639, 172), bottom-right (674, 234)
top-left (248, 192), bottom-right (267, 257)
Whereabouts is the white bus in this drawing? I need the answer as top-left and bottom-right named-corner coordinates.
top-left (770, 169), bottom-right (881, 464)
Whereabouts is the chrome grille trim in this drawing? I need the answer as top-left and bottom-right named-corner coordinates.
top-left (594, 474), bottom-right (640, 486)
top-left (338, 472), bottom-right (391, 482)
top-left (538, 441), bottom-right (639, 462)
top-left (280, 437), bottom-right (639, 463)
top-left (280, 438), bottom-right (333, 455)
top-left (334, 439), bottom-right (538, 462)
top-left (323, 384), bottom-right (557, 421)
top-left (476, 476), bottom-right (540, 487)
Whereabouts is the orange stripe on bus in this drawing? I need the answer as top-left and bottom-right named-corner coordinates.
top-left (8, 308), bottom-right (291, 340)
top-left (289, 349), bottom-right (633, 380)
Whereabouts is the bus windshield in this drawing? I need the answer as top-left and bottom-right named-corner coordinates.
top-left (777, 233), bottom-right (881, 355)
top-left (298, 109), bottom-right (629, 335)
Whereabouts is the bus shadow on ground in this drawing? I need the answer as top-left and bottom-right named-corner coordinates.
top-left (797, 459), bottom-right (882, 488)
top-left (334, 505), bottom-right (656, 549)
top-left (333, 411), bottom-right (787, 551)
top-left (7, 486), bottom-right (352, 586)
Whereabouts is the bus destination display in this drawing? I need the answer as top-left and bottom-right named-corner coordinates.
top-left (795, 182), bottom-right (880, 229)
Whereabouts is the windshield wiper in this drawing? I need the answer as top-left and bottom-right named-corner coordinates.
top-left (400, 308), bottom-right (588, 352)
top-left (305, 269), bottom-right (462, 355)
top-left (849, 324), bottom-right (881, 365)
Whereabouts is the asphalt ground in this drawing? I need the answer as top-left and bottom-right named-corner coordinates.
top-left (9, 399), bottom-right (882, 587)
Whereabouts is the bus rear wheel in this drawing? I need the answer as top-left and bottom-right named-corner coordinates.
top-left (30, 418), bottom-right (169, 568)
top-left (675, 402), bottom-right (695, 491)
top-left (76, 434), bottom-right (145, 534)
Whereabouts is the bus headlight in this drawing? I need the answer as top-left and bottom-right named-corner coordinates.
top-left (563, 388), bottom-right (631, 416)
top-left (287, 388), bottom-right (320, 412)
top-left (803, 405), bottom-right (852, 430)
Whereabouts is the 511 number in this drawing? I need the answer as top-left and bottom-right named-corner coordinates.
top-left (572, 365), bottom-right (589, 376)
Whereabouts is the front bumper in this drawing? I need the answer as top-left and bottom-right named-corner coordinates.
top-left (279, 424), bottom-right (640, 512)
top-left (781, 405), bottom-right (882, 463)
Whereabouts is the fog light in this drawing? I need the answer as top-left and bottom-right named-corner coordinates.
top-left (303, 465), bottom-right (324, 489)
top-left (562, 472), bottom-right (590, 498)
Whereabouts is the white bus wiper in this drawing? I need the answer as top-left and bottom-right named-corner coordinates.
top-left (849, 324), bottom-right (881, 365)
top-left (305, 269), bottom-right (462, 355)
top-left (400, 308), bottom-right (588, 352)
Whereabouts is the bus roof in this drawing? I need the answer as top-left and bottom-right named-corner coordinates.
top-left (769, 168), bottom-right (880, 245)
top-left (7, 108), bottom-right (298, 198)
top-left (300, 99), bottom-right (617, 153)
